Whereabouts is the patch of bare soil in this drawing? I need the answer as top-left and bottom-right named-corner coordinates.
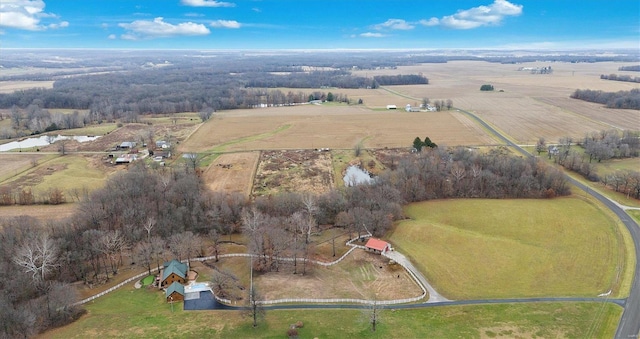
top-left (255, 250), bottom-right (422, 302)
top-left (202, 152), bottom-right (259, 197)
top-left (253, 149), bottom-right (334, 196)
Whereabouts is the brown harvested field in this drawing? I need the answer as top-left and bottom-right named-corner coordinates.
top-left (202, 152), bottom-right (259, 196)
top-left (0, 204), bottom-right (77, 222)
top-left (0, 80), bottom-right (54, 93)
top-left (354, 61), bottom-right (640, 144)
top-left (255, 249), bottom-right (422, 301)
top-left (180, 104), bottom-right (494, 152)
top-left (0, 154), bottom-right (50, 182)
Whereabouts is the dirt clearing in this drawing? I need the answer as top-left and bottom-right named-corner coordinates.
top-left (202, 152), bottom-right (260, 196)
top-left (253, 149), bottom-right (334, 196)
top-left (255, 250), bottom-right (422, 301)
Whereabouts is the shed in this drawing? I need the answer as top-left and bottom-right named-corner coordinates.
top-left (386, 105), bottom-right (397, 110)
top-left (365, 238), bottom-right (392, 254)
top-left (119, 141), bottom-right (137, 149)
top-left (161, 259), bottom-right (188, 288)
top-left (166, 282), bottom-right (185, 302)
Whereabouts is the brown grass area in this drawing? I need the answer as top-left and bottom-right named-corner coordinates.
top-left (0, 81), bottom-right (54, 93)
top-left (253, 149), bottom-right (335, 196)
top-left (0, 204), bottom-right (77, 222)
top-left (255, 250), bottom-right (421, 301)
top-left (181, 105), bottom-right (493, 152)
top-left (202, 152), bottom-right (259, 196)
top-left (0, 153), bottom-right (49, 182)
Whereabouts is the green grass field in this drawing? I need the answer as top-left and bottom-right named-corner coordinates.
top-left (46, 287), bottom-right (621, 338)
top-left (388, 198), bottom-right (629, 300)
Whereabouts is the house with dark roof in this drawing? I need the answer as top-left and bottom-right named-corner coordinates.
top-left (364, 238), bottom-right (392, 254)
top-left (160, 259), bottom-right (188, 288)
top-left (166, 281), bottom-right (185, 302)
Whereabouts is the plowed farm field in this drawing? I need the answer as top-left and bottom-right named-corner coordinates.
top-left (180, 104), bottom-right (494, 152)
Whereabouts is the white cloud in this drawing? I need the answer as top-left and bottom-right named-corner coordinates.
top-left (419, 18), bottom-right (439, 27)
top-left (47, 20), bottom-right (68, 29)
top-left (181, 0), bottom-right (235, 7)
top-left (0, 0), bottom-right (67, 31)
top-left (210, 20), bottom-right (241, 29)
top-left (422, 0), bottom-right (522, 30)
top-left (107, 34), bottom-right (116, 40)
top-left (374, 19), bottom-right (414, 31)
top-left (118, 17), bottom-right (210, 40)
top-left (360, 32), bottom-right (386, 38)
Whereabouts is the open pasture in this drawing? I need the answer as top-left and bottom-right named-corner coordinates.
top-left (44, 286), bottom-right (621, 339)
top-left (389, 198), bottom-right (628, 300)
top-left (1, 154), bottom-right (109, 198)
top-left (180, 104), bottom-right (494, 152)
top-left (355, 61), bottom-right (640, 144)
top-left (202, 151), bottom-right (259, 197)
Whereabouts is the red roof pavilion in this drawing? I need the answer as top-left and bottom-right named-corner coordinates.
top-left (364, 238), bottom-right (391, 253)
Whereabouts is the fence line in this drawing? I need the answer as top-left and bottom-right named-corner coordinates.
top-left (72, 233), bottom-right (428, 307)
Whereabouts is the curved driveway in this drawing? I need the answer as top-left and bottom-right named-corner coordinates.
top-left (457, 108), bottom-right (640, 338)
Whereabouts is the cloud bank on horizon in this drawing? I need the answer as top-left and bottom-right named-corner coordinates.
top-left (0, 0), bottom-right (637, 49)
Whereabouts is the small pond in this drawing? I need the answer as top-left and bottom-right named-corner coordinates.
top-left (0, 135), bottom-right (100, 152)
top-left (343, 165), bottom-right (374, 186)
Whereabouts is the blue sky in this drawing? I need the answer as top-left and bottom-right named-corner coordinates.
top-left (1, 0), bottom-right (638, 50)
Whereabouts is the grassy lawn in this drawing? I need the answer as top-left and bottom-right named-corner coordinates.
top-left (388, 198), bottom-right (629, 300)
top-left (32, 155), bottom-right (107, 194)
top-left (45, 286), bottom-right (621, 338)
top-left (140, 275), bottom-right (155, 287)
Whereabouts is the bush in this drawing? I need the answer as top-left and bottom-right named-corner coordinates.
top-left (480, 84), bottom-right (494, 91)
top-left (287, 328), bottom-right (299, 338)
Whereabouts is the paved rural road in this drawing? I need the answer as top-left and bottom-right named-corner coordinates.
top-left (457, 108), bottom-right (640, 339)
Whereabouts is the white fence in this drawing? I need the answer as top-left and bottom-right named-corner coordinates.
top-left (73, 233), bottom-right (428, 307)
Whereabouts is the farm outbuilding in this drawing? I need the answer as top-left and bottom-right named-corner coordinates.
top-left (365, 238), bottom-right (392, 254)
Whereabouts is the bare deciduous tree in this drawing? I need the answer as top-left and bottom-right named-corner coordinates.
top-left (13, 232), bottom-right (59, 282)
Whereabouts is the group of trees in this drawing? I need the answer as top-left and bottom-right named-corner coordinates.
top-left (421, 97), bottom-right (453, 111)
top-left (373, 74), bottom-right (428, 86)
top-left (480, 84), bottom-right (495, 91)
top-left (548, 130), bottom-right (640, 195)
top-left (1, 104), bottom-right (87, 139)
top-left (412, 136), bottom-right (438, 152)
top-left (382, 147), bottom-right (570, 201)
top-left (0, 187), bottom-right (67, 206)
top-left (600, 74), bottom-right (640, 83)
top-left (571, 88), bottom-right (640, 110)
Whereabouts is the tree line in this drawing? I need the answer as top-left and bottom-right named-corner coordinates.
top-left (570, 88), bottom-right (640, 110)
top-left (546, 130), bottom-right (640, 198)
top-left (600, 74), bottom-right (640, 83)
top-left (373, 74), bottom-right (428, 86)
